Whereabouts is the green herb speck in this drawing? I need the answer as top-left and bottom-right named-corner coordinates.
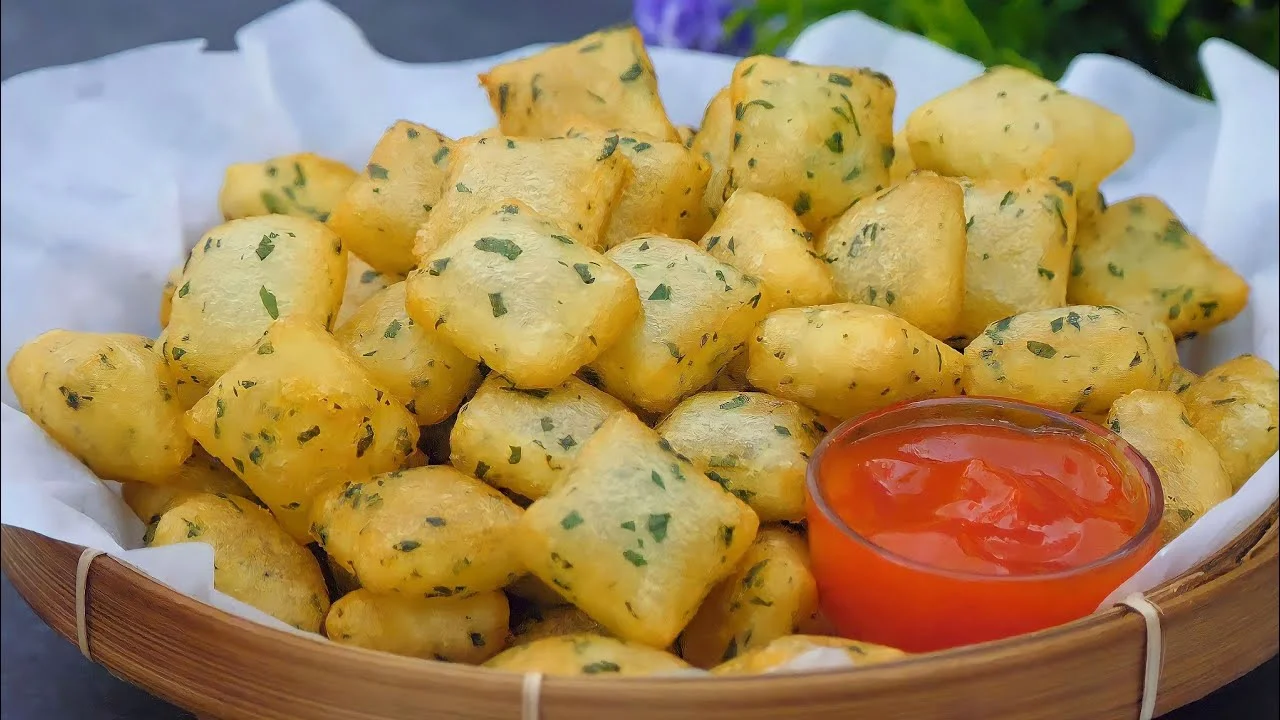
top-left (428, 257), bottom-right (450, 276)
top-left (647, 513), bottom-right (670, 543)
top-left (259, 286), bottom-right (279, 319)
top-left (561, 511), bottom-right (584, 530)
top-left (474, 236), bottom-right (523, 260)
top-left (1026, 341), bottom-right (1057, 358)
top-left (719, 524), bottom-right (735, 547)
top-left (355, 424), bottom-right (375, 458)
top-left (598, 134), bottom-right (620, 160)
top-left (488, 292), bottom-right (508, 318)
top-left (255, 234), bottom-right (275, 261)
top-left (793, 192), bottom-right (811, 217)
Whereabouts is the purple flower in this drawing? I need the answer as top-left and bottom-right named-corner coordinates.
top-left (634, 0), bottom-right (755, 55)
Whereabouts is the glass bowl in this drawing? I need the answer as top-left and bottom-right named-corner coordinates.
top-left (805, 396), bottom-right (1164, 653)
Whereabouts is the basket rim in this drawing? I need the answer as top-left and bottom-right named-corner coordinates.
top-left (2, 500), bottom-right (1277, 719)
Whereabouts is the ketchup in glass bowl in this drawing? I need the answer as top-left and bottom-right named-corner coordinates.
top-left (806, 397), bottom-right (1162, 653)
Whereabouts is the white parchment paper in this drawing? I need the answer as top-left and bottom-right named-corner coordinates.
top-left (1, 0), bottom-right (1277, 656)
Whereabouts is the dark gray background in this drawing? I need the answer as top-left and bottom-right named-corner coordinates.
top-left (1, 1), bottom-right (1275, 718)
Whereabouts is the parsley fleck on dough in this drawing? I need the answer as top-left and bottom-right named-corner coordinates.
top-left (120, 447), bottom-right (258, 525)
top-left (513, 412), bottom-right (758, 649)
top-left (727, 56), bottom-right (896, 232)
top-left (479, 26), bottom-right (678, 142)
top-left (7, 330), bottom-right (192, 484)
top-left (711, 635), bottom-right (906, 676)
top-left (325, 589), bottom-right (509, 663)
top-left (657, 392), bottom-right (827, 522)
top-left (1067, 196), bottom-right (1248, 340)
top-left (1106, 390), bottom-right (1232, 543)
top-left (952, 176), bottom-right (1077, 344)
top-left (413, 135), bottom-right (632, 257)
top-left (218, 152), bottom-right (357, 224)
top-left (328, 121), bottom-right (455, 275)
top-left (485, 634), bottom-right (690, 677)
top-left (310, 465), bottom-right (523, 597)
top-left (162, 214), bottom-right (347, 408)
top-left (406, 200), bottom-right (640, 389)
top-left (183, 318), bottom-right (416, 542)
top-left (963, 305), bottom-right (1178, 416)
top-left (680, 527), bottom-right (819, 669)
top-left (748, 304), bottom-right (963, 421)
top-left (698, 191), bottom-right (836, 309)
top-left (1181, 355), bottom-right (1280, 491)
top-left (818, 172), bottom-right (967, 340)
top-left (449, 375), bottom-right (628, 500)
top-left (588, 236), bottom-right (772, 414)
top-left (906, 66), bottom-right (1133, 192)
top-left (149, 493), bottom-right (329, 632)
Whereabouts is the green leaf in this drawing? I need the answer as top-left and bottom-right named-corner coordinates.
top-left (598, 135), bottom-right (620, 160)
top-left (488, 292), bottom-right (508, 318)
top-left (793, 192), bottom-right (811, 217)
top-left (903, 0), bottom-right (996, 60)
top-left (255, 234), bottom-right (275, 261)
top-left (561, 510), bottom-right (584, 530)
top-left (1026, 340), bottom-right (1057, 358)
top-left (648, 283), bottom-right (671, 301)
top-left (474, 236), bottom-right (523, 260)
top-left (1150, 0), bottom-right (1190, 39)
top-left (647, 513), bottom-right (670, 543)
top-left (259, 286), bottom-right (279, 319)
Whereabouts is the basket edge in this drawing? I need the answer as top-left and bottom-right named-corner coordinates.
top-left (2, 501), bottom-right (1276, 720)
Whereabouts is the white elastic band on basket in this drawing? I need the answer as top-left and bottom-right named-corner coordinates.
top-left (1118, 593), bottom-right (1164, 720)
top-left (521, 672), bottom-right (544, 720)
top-left (75, 549), bottom-right (106, 661)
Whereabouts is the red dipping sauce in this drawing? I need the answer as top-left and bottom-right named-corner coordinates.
top-left (807, 397), bottom-right (1162, 652)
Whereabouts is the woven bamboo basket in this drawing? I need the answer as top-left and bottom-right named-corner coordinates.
top-left (2, 500), bottom-right (1276, 720)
